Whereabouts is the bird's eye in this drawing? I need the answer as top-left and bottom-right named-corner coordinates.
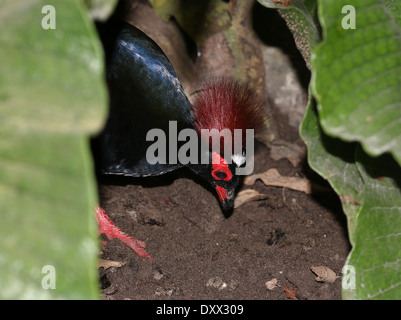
top-left (211, 152), bottom-right (232, 181)
top-left (212, 167), bottom-right (232, 181)
top-left (215, 170), bottom-right (227, 179)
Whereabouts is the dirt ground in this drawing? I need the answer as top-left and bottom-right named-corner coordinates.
top-left (96, 3), bottom-right (351, 300)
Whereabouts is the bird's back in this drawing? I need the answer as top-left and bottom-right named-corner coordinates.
top-left (93, 21), bottom-right (194, 177)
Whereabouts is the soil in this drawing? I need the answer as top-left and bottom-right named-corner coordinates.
top-left (96, 3), bottom-right (351, 300)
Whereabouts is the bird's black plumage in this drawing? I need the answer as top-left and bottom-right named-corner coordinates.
top-left (92, 20), bottom-right (265, 213)
top-left (93, 21), bottom-right (194, 177)
top-left (91, 19), bottom-right (266, 260)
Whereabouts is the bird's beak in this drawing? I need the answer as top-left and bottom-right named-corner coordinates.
top-left (215, 186), bottom-right (235, 211)
top-left (221, 197), bottom-right (235, 211)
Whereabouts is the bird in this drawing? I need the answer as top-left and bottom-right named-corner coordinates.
top-left (92, 20), bottom-right (265, 260)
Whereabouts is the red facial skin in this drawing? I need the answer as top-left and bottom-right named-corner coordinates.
top-left (211, 152), bottom-right (232, 181)
top-left (215, 185), bottom-right (228, 201)
top-left (211, 152), bottom-right (232, 202)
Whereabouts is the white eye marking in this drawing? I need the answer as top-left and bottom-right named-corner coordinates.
top-left (232, 154), bottom-right (246, 167)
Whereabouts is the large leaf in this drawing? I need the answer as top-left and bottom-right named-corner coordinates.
top-left (299, 0), bottom-right (401, 299)
top-left (301, 99), bottom-right (401, 300)
top-left (312, 0), bottom-right (401, 164)
top-left (300, 97), bottom-right (363, 245)
top-left (0, 0), bottom-right (107, 299)
top-left (343, 150), bottom-right (401, 299)
top-left (257, 0), bottom-right (320, 69)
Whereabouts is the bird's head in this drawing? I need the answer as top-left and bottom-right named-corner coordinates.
top-left (188, 78), bottom-right (265, 212)
top-left (188, 150), bottom-right (244, 211)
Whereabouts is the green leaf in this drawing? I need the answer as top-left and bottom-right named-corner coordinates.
top-left (299, 0), bottom-right (401, 299)
top-left (345, 150), bottom-right (401, 299)
top-left (0, 0), bottom-right (107, 299)
top-left (300, 97), bottom-right (363, 245)
top-left (312, 0), bottom-right (401, 165)
top-left (301, 97), bottom-right (401, 299)
top-left (83, 0), bottom-right (118, 21)
top-left (0, 0), bottom-right (107, 134)
top-left (257, 0), bottom-right (321, 69)
top-left (385, 0), bottom-right (401, 26)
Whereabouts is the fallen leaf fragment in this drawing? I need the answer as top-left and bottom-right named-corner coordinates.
top-left (310, 266), bottom-right (339, 284)
top-left (206, 277), bottom-right (228, 290)
top-left (234, 189), bottom-right (268, 208)
top-left (284, 283), bottom-right (298, 300)
top-left (265, 278), bottom-right (281, 290)
top-left (244, 168), bottom-right (327, 194)
top-left (99, 259), bottom-right (125, 270)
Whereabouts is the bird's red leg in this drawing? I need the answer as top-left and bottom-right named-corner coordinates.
top-left (95, 205), bottom-right (152, 260)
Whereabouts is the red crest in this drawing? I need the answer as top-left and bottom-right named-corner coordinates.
top-left (192, 78), bottom-right (265, 154)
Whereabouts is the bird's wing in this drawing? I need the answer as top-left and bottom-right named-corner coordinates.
top-left (93, 21), bottom-right (194, 177)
